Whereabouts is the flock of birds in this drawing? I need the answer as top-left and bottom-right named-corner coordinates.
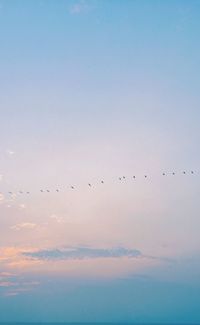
top-left (1, 170), bottom-right (195, 196)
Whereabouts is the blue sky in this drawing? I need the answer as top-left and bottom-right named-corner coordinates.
top-left (0, 0), bottom-right (200, 323)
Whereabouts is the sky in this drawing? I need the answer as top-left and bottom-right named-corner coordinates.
top-left (0, 0), bottom-right (200, 323)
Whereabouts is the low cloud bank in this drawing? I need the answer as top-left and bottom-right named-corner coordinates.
top-left (23, 246), bottom-right (142, 261)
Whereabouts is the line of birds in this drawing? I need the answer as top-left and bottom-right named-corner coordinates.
top-left (1, 170), bottom-right (195, 196)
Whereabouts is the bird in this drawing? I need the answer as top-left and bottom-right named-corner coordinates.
top-left (172, 172), bottom-right (175, 175)
top-left (183, 171), bottom-right (186, 174)
top-left (191, 171), bottom-right (194, 174)
top-left (88, 183), bottom-right (92, 187)
top-left (71, 186), bottom-right (74, 189)
top-left (26, 192), bottom-right (30, 194)
top-left (56, 189), bottom-right (59, 192)
top-left (19, 191), bottom-right (23, 194)
top-left (162, 173), bottom-right (166, 176)
top-left (101, 181), bottom-right (104, 184)
top-left (40, 190), bottom-right (44, 192)
top-left (133, 175), bottom-right (136, 179)
top-left (123, 176), bottom-right (126, 179)
top-left (144, 175), bottom-right (147, 178)
top-left (46, 190), bottom-right (50, 193)
top-left (119, 177), bottom-right (122, 181)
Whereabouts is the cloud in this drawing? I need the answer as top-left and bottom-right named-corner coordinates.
top-left (0, 272), bottom-right (16, 283)
top-left (0, 246), bottom-right (43, 270)
top-left (6, 149), bottom-right (15, 156)
top-left (50, 214), bottom-right (65, 224)
top-left (11, 223), bottom-right (38, 231)
top-left (0, 281), bottom-right (16, 287)
top-left (0, 274), bottom-right (40, 297)
top-left (1, 279), bottom-right (40, 297)
top-left (18, 204), bottom-right (26, 209)
top-left (23, 246), bottom-right (142, 261)
top-left (5, 292), bottom-right (18, 297)
top-left (69, 0), bottom-right (90, 15)
top-left (0, 272), bottom-right (15, 277)
top-left (0, 247), bottom-right (25, 262)
top-left (0, 193), bottom-right (4, 203)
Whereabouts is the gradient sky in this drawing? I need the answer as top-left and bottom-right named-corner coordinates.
top-left (0, 0), bottom-right (200, 323)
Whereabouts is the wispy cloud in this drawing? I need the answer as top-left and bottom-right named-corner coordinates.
top-left (0, 193), bottom-right (4, 203)
top-left (2, 281), bottom-right (40, 297)
top-left (11, 222), bottom-right (38, 231)
top-left (0, 246), bottom-right (42, 272)
top-left (69, 0), bottom-right (91, 15)
top-left (4, 292), bottom-right (18, 297)
top-left (0, 272), bottom-right (16, 278)
top-left (6, 149), bottom-right (15, 156)
top-left (50, 214), bottom-right (65, 224)
top-left (0, 265), bottom-right (40, 297)
top-left (23, 246), bottom-right (142, 261)
top-left (18, 204), bottom-right (26, 209)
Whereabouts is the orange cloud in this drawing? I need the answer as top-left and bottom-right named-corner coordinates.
top-left (0, 246), bottom-right (43, 270)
